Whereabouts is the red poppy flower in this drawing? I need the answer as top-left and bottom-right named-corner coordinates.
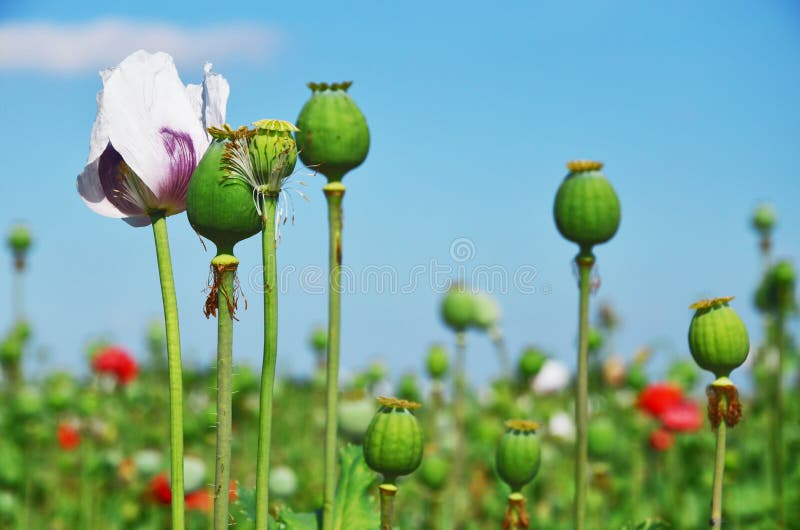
top-left (649, 428), bottom-right (674, 451)
top-left (637, 383), bottom-right (683, 417)
top-left (149, 473), bottom-right (172, 505)
top-left (185, 489), bottom-right (213, 512)
top-left (93, 346), bottom-right (139, 385)
top-left (149, 475), bottom-right (237, 511)
top-left (57, 422), bottom-right (81, 451)
top-left (660, 400), bottom-right (703, 432)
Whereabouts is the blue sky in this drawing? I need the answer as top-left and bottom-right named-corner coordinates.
top-left (0, 0), bottom-right (798, 389)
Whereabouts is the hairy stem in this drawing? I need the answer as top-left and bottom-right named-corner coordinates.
top-left (574, 251), bottom-right (595, 530)
top-left (255, 196), bottom-right (279, 529)
top-left (212, 254), bottom-right (237, 530)
top-left (322, 183), bottom-right (345, 530)
top-left (490, 326), bottom-right (511, 380)
top-left (379, 484), bottom-right (398, 530)
top-left (151, 215), bottom-right (185, 530)
top-left (710, 421), bottom-right (727, 529)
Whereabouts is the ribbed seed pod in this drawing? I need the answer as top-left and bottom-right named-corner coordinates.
top-left (295, 82), bottom-right (370, 181)
top-left (495, 420), bottom-right (541, 492)
top-left (553, 160), bottom-right (620, 250)
top-left (688, 297), bottom-right (749, 378)
top-left (363, 397), bottom-right (423, 482)
top-left (186, 140), bottom-right (261, 254)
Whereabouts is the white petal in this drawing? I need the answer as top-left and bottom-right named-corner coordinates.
top-left (100, 50), bottom-right (207, 194)
top-left (76, 157), bottom-right (126, 218)
top-left (201, 62), bottom-right (229, 130)
top-left (185, 83), bottom-right (203, 125)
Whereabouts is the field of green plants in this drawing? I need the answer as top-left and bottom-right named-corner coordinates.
top-left (0, 49), bottom-right (797, 530)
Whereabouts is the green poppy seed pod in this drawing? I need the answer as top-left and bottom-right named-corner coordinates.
top-left (186, 140), bottom-right (261, 254)
top-left (7, 224), bottom-right (32, 254)
top-left (751, 203), bottom-right (777, 234)
top-left (587, 327), bottom-right (603, 353)
top-left (0, 337), bottom-right (21, 364)
top-left (688, 297), bottom-right (749, 378)
top-left (397, 373), bottom-right (422, 403)
top-left (553, 161), bottom-right (621, 250)
top-left (756, 260), bottom-right (797, 314)
top-left (295, 82), bottom-right (370, 181)
top-left (626, 363), bottom-right (648, 390)
top-left (269, 465), bottom-right (298, 498)
top-left (418, 453), bottom-right (450, 491)
top-left (363, 397), bottom-right (423, 482)
top-left (249, 119), bottom-right (298, 193)
top-left (440, 285), bottom-right (476, 332)
top-left (309, 326), bottom-right (327, 354)
top-left (495, 420), bottom-right (541, 492)
top-left (518, 347), bottom-right (547, 380)
top-left (426, 343), bottom-right (449, 380)
top-left (338, 392), bottom-right (375, 443)
top-left (588, 417), bottom-right (615, 458)
top-left (472, 292), bottom-right (501, 330)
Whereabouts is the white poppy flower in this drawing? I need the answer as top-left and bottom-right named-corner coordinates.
top-left (548, 411), bottom-right (576, 441)
top-left (77, 50), bottom-right (229, 226)
top-left (532, 359), bottom-right (572, 394)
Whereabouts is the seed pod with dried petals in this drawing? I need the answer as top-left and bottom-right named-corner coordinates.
top-left (688, 297), bottom-right (749, 378)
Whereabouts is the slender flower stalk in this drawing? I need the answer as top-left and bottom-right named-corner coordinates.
top-left (688, 297), bottom-right (750, 530)
top-left (296, 82), bottom-right (369, 528)
top-left (207, 119), bottom-right (299, 529)
top-left (7, 224), bottom-right (31, 321)
top-left (151, 214), bottom-right (186, 528)
top-left (255, 194), bottom-right (279, 527)
top-left (574, 251), bottom-right (594, 527)
top-left (710, 412), bottom-right (727, 530)
top-left (322, 181), bottom-right (345, 527)
top-left (77, 51), bottom-right (231, 530)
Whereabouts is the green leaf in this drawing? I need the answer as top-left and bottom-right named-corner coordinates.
top-left (278, 509), bottom-right (319, 530)
top-left (332, 444), bottom-right (379, 530)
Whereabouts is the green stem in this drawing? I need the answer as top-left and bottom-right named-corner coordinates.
top-left (489, 326), bottom-right (511, 380)
top-left (379, 484), bottom-right (398, 530)
top-left (574, 250), bottom-right (594, 530)
top-left (772, 312), bottom-right (785, 527)
top-left (12, 266), bottom-right (23, 322)
top-left (151, 215), bottom-right (185, 530)
top-left (322, 183), bottom-right (345, 530)
top-left (710, 421), bottom-right (727, 530)
top-left (428, 492), bottom-right (443, 530)
top-left (452, 330), bottom-right (467, 529)
top-left (211, 253), bottom-right (237, 530)
top-left (255, 196), bottom-right (279, 530)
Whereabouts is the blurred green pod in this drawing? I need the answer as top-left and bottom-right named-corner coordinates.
top-left (495, 420), bottom-right (541, 492)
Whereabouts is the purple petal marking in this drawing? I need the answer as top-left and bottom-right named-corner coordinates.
top-left (98, 143), bottom-right (146, 216)
top-left (157, 127), bottom-right (196, 211)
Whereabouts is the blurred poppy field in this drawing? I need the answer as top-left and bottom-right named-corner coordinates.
top-left (1, 203), bottom-right (798, 529)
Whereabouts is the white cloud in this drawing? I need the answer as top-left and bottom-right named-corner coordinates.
top-left (0, 19), bottom-right (282, 74)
